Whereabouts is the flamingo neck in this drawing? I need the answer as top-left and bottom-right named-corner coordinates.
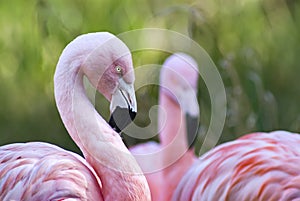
top-left (158, 89), bottom-right (196, 201)
top-left (54, 62), bottom-right (150, 200)
top-left (158, 90), bottom-right (189, 151)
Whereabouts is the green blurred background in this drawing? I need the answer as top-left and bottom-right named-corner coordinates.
top-left (0, 0), bottom-right (299, 155)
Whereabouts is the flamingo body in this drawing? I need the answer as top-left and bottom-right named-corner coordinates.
top-left (174, 131), bottom-right (300, 201)
top-left (0, 142), bottom-right (102, 201)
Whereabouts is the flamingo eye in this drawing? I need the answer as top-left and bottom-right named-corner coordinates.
top-left (115, 66), bottom-right (122, 74)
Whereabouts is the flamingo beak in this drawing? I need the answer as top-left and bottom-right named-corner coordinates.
top-left (179, 88), bottom-right (200, 149)
top-left (109, 78), bottom-right (137, 133)
top-left (186, 113), bottom-right (199, 149)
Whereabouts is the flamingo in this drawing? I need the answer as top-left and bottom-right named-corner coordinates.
top-left (0, 32), bottom-right (151, 201)
top-left (130, 53), bottom-right (200, 201)
top-left (173, 131), bottom-right (300, 200)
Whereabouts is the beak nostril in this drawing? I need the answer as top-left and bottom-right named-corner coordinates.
top-left (119, 89), bottom-right (134, 109)
top-left (127, 93), bottom-right (132, 105)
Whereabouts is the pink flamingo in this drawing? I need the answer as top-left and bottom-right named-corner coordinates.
top-left (130, 53), bottom-right (200, 201)
top-left (174, 131), bottom-right (300, 200)
top-left (0, 32), bottom-right (151, 200)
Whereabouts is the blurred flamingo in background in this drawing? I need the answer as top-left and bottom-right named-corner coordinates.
top-left (0, 32), bottom-right (151, 201)
top-left (174, 131), bottom-right (300, 200)
top-left (131, 53), bottom-right (300, 201)
top-left (130, 53), bottom-right (200, 201)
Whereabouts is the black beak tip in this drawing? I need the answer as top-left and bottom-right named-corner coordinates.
top-left (109, 106), bottom-right (136, 133)
top-left (186, 114), bottom-right (199, 149)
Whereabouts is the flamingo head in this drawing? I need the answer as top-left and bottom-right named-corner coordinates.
top-left (81, 33), bottom-right (137, 133)
top-left (160, 53), bottom-right (200, 148)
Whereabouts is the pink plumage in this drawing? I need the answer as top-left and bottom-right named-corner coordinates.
top-left (130, 53), bottom-right (200, 201)
top-left (0, 142), bottom-right (102, 200)
top-left (173, 131), bottom-right (300, 200)
top-left (0, 32), bottom-right (150, 201)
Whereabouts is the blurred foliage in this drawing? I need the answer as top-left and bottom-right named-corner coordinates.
top-left (0, 0), bottom-right (299, 154)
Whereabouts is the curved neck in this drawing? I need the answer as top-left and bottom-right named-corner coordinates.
top-left (54, 61), bottom-right (150, 200)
